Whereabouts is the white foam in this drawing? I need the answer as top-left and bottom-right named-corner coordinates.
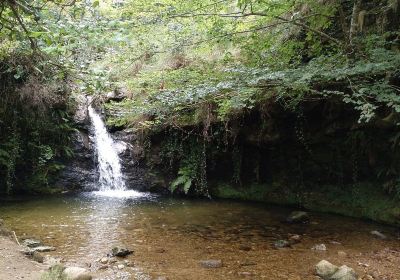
top-left (92, 190), bottom-right (149, 199)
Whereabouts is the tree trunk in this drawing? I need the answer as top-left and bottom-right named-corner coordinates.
top-left (349, 0), bottom-right (362, 46)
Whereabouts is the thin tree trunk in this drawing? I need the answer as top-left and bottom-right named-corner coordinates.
top-left (349, 0), bottom-right (362, 46)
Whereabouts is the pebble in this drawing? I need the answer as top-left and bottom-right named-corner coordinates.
top-left (117, 264), bottom-right (125, 270)
top-left (100, 257), bottom-right (108, 264)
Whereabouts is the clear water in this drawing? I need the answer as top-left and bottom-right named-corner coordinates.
top-left (0, 194), bottom-right (399, 279)
top-left (88, 105), bottom-right (126, 191)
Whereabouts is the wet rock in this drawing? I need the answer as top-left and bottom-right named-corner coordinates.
top-left (56, 129), bottom-right (96, 191)
top-left (286, 211), bottom-right (309, 223)
top-left (22, 238), bottom-right (41, 248)
top-left (312, 244), bottom-right (327, 251)
top-left (155, 248), bottom-right (166, 253)
top-left (330, 265), bottom-right (358, 280)
top-left (370, 230), bottom-right (387, 239)
top-left (288, 234), bottom-right (301, 244)
top-left (111, 247), bottom-right (133, 257)
top-left (274, 240), bottom-right (291, 249)
top-left (32, 246), bottom-right (56, 252)
top-left (200, 259), bottom-right (223, 268)
top-left (238, 245), bottom-right (252, 251)
top-left (315, 260), bottom-right (338, 278)
top-left (64, 267), bottom-right (92, 280)
top-left (105, 90), bottom-right (126, 103)
top-left (238, 271), bottom-right (254, 277)
top-left (240, 261), bottom-right (257, 266)
top-left (32, 251), bottom-right (44, 263)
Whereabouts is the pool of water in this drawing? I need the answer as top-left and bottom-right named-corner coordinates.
top-left (0, 193), bottom-right (399, 279)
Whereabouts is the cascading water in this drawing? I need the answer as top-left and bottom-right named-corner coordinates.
top-left (88, 105), bottom-right (126, 191)
top-left (88, 105), bottom-right (145, 198)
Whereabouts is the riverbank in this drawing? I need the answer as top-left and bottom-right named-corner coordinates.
top-left (0, 235), bottom-right (45, 280)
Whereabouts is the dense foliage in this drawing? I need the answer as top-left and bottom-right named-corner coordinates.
top-left (97, 0), bottom-right (400, 195)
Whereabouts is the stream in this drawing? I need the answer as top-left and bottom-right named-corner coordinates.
top-left (0, 194), bottom-right (399, 279)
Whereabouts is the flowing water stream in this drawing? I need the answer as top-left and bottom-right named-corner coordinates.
top-left (88, 105), bottom-right (143, 198)
top-left (0, 108), bottom-right (399, 279)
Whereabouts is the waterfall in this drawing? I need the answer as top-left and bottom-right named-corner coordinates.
top-left (88, 105), bottom-right (126, 191)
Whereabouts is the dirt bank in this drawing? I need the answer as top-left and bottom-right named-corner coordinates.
top-left (0, 235), bottom-right (45, 280)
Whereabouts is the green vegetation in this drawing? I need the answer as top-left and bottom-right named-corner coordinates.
top-left (40, 265), bottom-right (67, 280)
top-left (1, 0), bottom-right (400, 221)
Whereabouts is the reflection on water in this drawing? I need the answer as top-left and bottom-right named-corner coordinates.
top-left (0, 194), bottom-right (399, 279)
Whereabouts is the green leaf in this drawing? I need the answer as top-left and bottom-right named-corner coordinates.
top-left (183, 179), bottom-right (192, 194)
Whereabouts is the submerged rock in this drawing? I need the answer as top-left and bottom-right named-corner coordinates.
top-left (238, 245), bottom-right (252, 251)
top-left (274, 240), bottom-right (291, 249)
top-left (316, 260), bottom-right (338, 278)
top-left (286, 211), bottom-right (309, 223)
top-left (22, 238), bottom-right (41, 248)
top-left (64, 267), bottom-right (92, 280)
top-left (370, 230), bottom-right (387, 239)
top-left (111, 247), bottom-right (133, 257)
top-left (288, 234), bottom-right (301, 244)
top-left (199, 259), bottom-right (223, 268)
top-left (312, 244), bottom-right (327, 251)
top-left (32, 246), bottom-right (56, 252)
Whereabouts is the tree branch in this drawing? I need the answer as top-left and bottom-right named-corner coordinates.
top-left (6, 0), bottom-right (37, 50)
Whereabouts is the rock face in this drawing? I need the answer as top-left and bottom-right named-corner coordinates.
top-left (286, 211), bottom-right (309, 223)
top-left (63, 267), bottom-right (92, 280)
top-left (111, 130), bottom-right (149, 191)
top-left (57, 94), bottom-right (149, 192)
top-left (315, 260), bottom-right (358, 280)
top-left (56, 95), bottom-right (96, 191)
